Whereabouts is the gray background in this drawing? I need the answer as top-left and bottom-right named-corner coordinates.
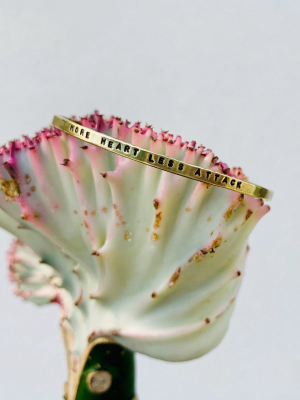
top-left (0, 1), bottom-right (299, 399)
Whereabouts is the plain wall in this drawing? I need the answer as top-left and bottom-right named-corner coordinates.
top-left (0, 1), bottom-right (299, 399)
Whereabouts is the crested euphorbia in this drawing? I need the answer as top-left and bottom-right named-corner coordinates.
top-left (0, 112), bottom-right (269, 398)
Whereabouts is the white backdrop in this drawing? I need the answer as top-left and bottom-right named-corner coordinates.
top-left (0, 1), bottom-right (299, 399)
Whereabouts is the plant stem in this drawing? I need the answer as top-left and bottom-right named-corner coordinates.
top-left (75, 341), bottom-right (136, 400)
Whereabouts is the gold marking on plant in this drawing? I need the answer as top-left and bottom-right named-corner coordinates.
top-left (21, 214), bottom-right (28, 220)
top-left (207, 217), bottom-right (211, 222)
top-left (185, 207), bottom-right (191, 212)
top-left (212, 236), bottom-right (222, 248)
top-left (224, 203), bottom-right (236, 221)
top-left (34, 213), bottom-right (40, 219)
top-left (153, 212), bottom-right (162, 229)
top-left (151, 233), bottom-right (159, 242)
top-left (30, 186), bottom-right (36, 192)
top-left (102, 207), bottom-right (108, 213)
top-left (169, 267), bottom-right (181, 287)
top-left (0, 178), bottom-right (20, 199)
top-left (124, 231), bottom-right (132, 241)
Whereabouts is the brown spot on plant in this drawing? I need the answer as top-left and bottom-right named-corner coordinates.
top-left (153, 199), bottom-right (159, 209)
top-left (245, 209), bottom-right (253, 220)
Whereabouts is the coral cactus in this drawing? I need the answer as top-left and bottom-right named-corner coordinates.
top-left (0, 112), bottom-right (269, 398)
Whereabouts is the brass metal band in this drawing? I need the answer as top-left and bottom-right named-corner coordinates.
top-left (52, 116), bottom-right (273, 200)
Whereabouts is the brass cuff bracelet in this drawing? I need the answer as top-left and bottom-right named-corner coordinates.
top-left (52, 116), bottom-right (273, 201)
